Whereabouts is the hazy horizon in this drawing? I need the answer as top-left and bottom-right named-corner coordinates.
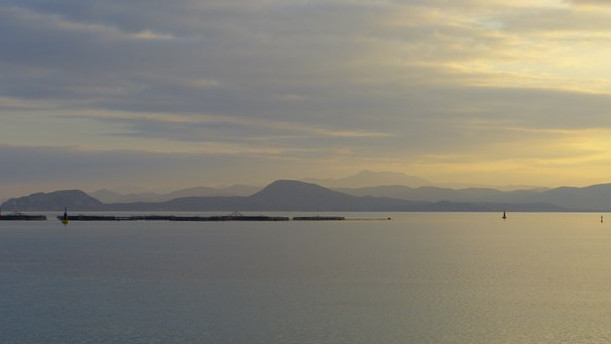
top-left (3, 1), bottom-right (611, 197)
top-left (1, 168), bottom-right (608, 200)
top-left (2, 167), bottom-right (605, 201)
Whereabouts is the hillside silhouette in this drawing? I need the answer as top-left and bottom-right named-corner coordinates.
top-left (1, 180), bottom-right (569, 212)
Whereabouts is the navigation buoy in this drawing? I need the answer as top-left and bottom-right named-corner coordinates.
top-left (61, 207), bottom-right (70, 225)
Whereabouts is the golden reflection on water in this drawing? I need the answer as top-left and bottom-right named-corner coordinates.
top-left (1, 212), bottom-right (611, 343)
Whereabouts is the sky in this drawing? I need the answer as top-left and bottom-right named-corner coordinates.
top-left (2, 0), bottom-right (611, 197)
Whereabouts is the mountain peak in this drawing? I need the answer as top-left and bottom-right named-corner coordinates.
top-left (254, 180), bottom-right (337, 197)
top-left (249, 180), bottom-right (354, 210)
top-left (1, 190), bottom-right (102, 211)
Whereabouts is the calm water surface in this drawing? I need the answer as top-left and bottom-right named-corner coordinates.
top-left (2, 212), bottom-right (611, 343)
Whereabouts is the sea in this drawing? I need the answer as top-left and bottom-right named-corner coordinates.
top-left (1, 212), bottom-right (611, 344)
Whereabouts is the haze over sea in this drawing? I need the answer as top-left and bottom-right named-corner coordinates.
top-left (2, 212), bottom-right (610, 343)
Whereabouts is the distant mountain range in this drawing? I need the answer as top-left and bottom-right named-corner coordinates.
top-left (85, 170), bottom-right (548, 204)
top-left (1, 180), bottom-right (570, 212)
top-left (304, 170), bottom-right (431, 188)
top-left (336, 184), bottom-right (611, 211)
top-left (90, 170), bottom-right (431, 203)
top-left (5, 168), bottom-right (611, 212)
top-left (89, 184), bottom-right (261, 203)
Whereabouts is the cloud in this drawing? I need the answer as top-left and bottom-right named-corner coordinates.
top-left (3, 0), bottom-right (611, 190)
top-left (566, 0), bottom-right (611, 6)
top-left (6, 0), bottom-right (604, 115)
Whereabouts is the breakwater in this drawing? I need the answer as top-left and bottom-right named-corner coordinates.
top-left (56, 210), bottom-right (351, 222)
top-left (293, 216), bottom-right (346, 221)
top-left (56, 214), bottom-right (354, 222)
top-left (0, 213), bottom-right (47, 221)
top-left (0, 212), bottom-right (389, 222)
top-left (57, 214), bottom-right (290, 222)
